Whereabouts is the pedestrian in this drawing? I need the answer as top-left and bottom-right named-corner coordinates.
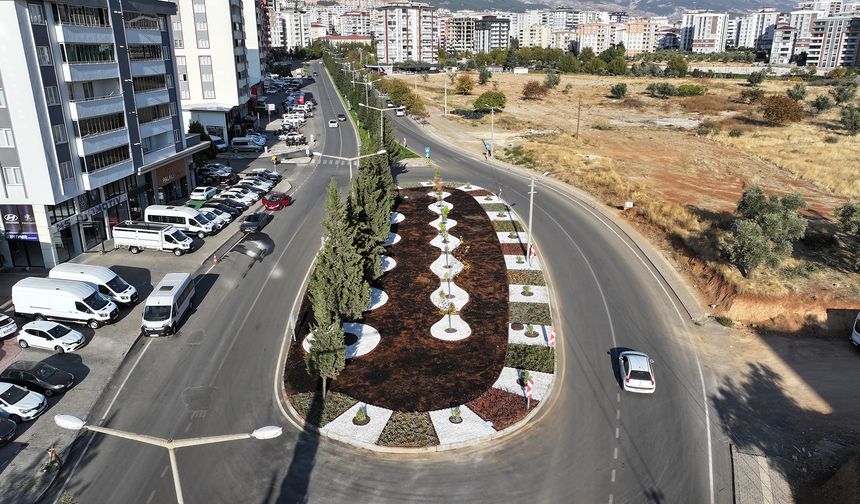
top-left (46, 446), bottom-right (60, 470)
top-left (403, 137), bottom-right (407, 147)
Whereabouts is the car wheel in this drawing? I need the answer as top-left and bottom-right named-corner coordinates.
top-left (197, 231), bottom-right (206, 239)
top-left (54, 346), bottom-right (65, 354)
top-left (9, 415), bottom-right (21, 424)
top-left (88, 319), bottom-right (101, 329)
top-left (169, 323), bottom-right (176, 335)
top-left (130, 246), bottom-right (141, 254)
top-left (18, 340), bottom-right (28, 349)
top-left (174, 249), bottom-right (184, 256)
top-left (44, 389), bottom-right (55, 397)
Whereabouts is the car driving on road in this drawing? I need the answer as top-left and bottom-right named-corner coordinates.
top-left (0, 361), bottom-right (75, 397)
top-left (337, 113), bottom-right (347, 122)
top-left (0, 382), bottom-right (47, 422)
top-left (328, 120), bottom-right (338, 128)
top-left (262, 192), bottom-right (292, 210)
top-left (617, 351), bottom-right (655, 394)
top-left (240, 212), bottom-right (272, 233)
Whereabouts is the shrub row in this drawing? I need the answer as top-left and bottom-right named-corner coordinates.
top-left (493, 220), bottom-right (525, 232)
top-left (508, 269), bottom-right (546, 286)
top-left (510, 302), bottom-right (552, 324)
top-left (377, 412), bottom-right (439, 447)
top-left (288, 392), bottom-right (357, 428)
top-left (506, 344), bottom-right (555, 373)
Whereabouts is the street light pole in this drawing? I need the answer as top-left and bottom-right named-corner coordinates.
top-left (312, 149), bottom-right (387, 180)
top-left (359, 102), bottom-right (386, 143)
top-left (444, 78), bottom-right (448, 116)
top-left (490, 107), bottom-right (495, 158)
top-left (527, 177), bottom-right (536, 265)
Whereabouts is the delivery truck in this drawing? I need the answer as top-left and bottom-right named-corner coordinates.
top-left (112, 221), bottom-right (194, 256)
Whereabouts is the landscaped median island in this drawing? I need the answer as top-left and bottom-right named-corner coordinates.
top-left (284, 174), bottom-right (558, 450)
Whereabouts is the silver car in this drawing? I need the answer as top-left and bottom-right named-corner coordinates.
top-left (618, 351), bottom-right (655, 394)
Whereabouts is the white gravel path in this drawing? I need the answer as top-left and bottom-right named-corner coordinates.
top-left (365, 287), bottom-right (389, 311)
top-left (429, 216), bottom-right (457, 231)
top-left (322, 403), bottom-right (393, 445)
top-left (505, 255), bottom-right (542, 270)
top-left (380, 255), bottom-right (396, 272)
top-left (390, 212), bottom-right (405, 224)
top-left (509, 284), bottom-right (549, 304)
top-left (427, 200), bottom-right (453, 214)
top-left (429, 406), bottom-right (497, 445)
top-left (430, 314), bottom-right (472, 341)
top-left (430, 253), bottom-right (464, 277)
top-left (430, 233), bottom-right (461, 250)
top-left (431, 283), bottom-right (469, 309)
top-left (508, 323), bottom-right (553, 346)
top-left (496, 231), bottom-right (528, 244)
top-left (301, 323), bottom-right (381, 359)
top-left (384, 232), bottom-right (401, 247)
top-left (458, 184), bottom-right (484, 191)
top-left (488, 211), bottom-right (516, 222)
top-left (492, 367), bottom-right (554, 401)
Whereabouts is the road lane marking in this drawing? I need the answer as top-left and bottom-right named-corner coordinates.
top-left (616, 410), bottom-right (620, 420)
top-left (161, 465), bottom-right (169, 478)
top-left (613, 447), bottom-right (618, 459)
top-left (608, 495), bottom-right (613, 504)
top-left (615, 427), bottom-right (619, 439)
top-left (146, 489), bottom-right (156, 504)
top-left (611, 469), bottom-right (616, 482)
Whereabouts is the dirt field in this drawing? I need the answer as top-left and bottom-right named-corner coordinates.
top-left (404, 71), bottom-right (860, 330)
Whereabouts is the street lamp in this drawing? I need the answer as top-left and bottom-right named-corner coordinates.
top-left (312, 149), bottom-right (387, 180)
top-left (54, 415), bottom-right (282, 504)
top-left (359, 102), bottom-right (387, 141)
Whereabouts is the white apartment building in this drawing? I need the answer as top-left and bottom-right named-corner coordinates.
top-left (807, 15), bottom-right (860, 68)
top-left (550, 30), bottom-right (575, 50)
top-left (797, 0), bottom-right (844, 15)
top-left (770, 24), bottom-right (799, 64)
top-left (271, 9), bottom-right (311, 50)
top-left (446, 16), bottom-right (475, 54)
top-left (790, 9), bottom-right (826, 55)
top-left (735, 8), bottom-right (780, 51)
top-left (547, 8), bottom-right (578, 32)
top-left (680, 10), bottom-right (729, 53)
top-left (0, 0), bottom-right (206, 268)
top-left (341, 11), bottom-right (372, 36)
top-left (520, 23), bottom-right (550, 48)
top-left (576, 22), bottom-right (625, 54)
top-left (373, 2), bottom-right (438, 64)
top-left (623, 18), bottom-right (663, 56)
top-left (244, 0), bottom-right (267, 92)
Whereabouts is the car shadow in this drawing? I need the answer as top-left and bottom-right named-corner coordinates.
top-left (193, 273), bottom-right (219, 307)
top-left (608, 346), bottom-right (636, 390)
top-left (105, 266), bottom-right (152, 324)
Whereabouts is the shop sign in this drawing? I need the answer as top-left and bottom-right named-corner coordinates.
top-left (54, 214), bottom-right (79, 232)
top-left (1, 204), bottom-right (39, 241)
top-left (79, 193), bottom-right (128, 220)
top-left (161, 173), bottom-right (176, 184)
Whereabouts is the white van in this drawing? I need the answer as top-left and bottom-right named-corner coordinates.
top-left (141, 273), bottom-right (195, 336)
top-left (49, 264), bottom-right (138, 306)
top-left (12, 278), bottom-right (119, 329)
top-left (144, 205), bottom-right (214, 239)
top-left (851, 312), bottom-right (860, 348)
top-left (230, 137), bottom-right (263, 153)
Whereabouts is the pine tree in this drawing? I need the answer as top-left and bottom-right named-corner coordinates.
top-left (304, 275), bottom-right (345, 399)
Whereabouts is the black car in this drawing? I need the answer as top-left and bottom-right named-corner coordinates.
top-left (235, 183), bottom-right (267, 196)
top-left (203, 173), bottom-right (239, 186)
top-left (209, 198), bottom-right (246, 211)
top-left (0, 361), bottom-right (75, 397)
top-left (250, 169), bottom-right (281, 182)
top-left (203, 202), bottom-right (241, 217)
top-left (240, 212), bottom-right (272, 233)
top-left (0, 418), bottom-right (15, 446)
top-left (337, 113), bottom-right (347, 122)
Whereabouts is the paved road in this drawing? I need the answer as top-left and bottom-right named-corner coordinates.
top-left (43, 62), bottom-right (732, 504)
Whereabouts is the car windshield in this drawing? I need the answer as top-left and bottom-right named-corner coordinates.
top-left (269, 194), bottom-right (283, 202)
top-left (46, 325), bottom-right (72, 339)
top-left (0, 386), bottom-right (27, 405)
top-left (194, 214), bottom-right (210, 224)
top-left (34, 364), bottom-right (56, 380)
top-left (630, 370), bottom-right (652, 382)
top-left (106, 275), bottom-right (129, 294)
top-left (143, 305), bottom-right (171, 321)
top-left (83, 292), bottom-right (110, 310)
top-left (170, 230), bottom-right (188, 242)
top-left (246, 214), bottom-right (261, 222)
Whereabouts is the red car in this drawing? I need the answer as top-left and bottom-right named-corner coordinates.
top-left (262, 192), bottom-right (292, 210)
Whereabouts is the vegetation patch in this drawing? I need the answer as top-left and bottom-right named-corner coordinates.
top-left (493, 220), bottom-right (525, 232)
top-left (467, 388), bottom-right (538, 430)
top-left (288, 392), bottom-right (357, 428)
top-left (480, 203), bottom-right (509, 212)
top-left (506, 344), bottom-right (555, 373)
top-left (508, 269), bottom-right (546, 286)
top-left (510, 302), bottom-right (552, 325)
top-left (377, 412), bottom-right (439, 447)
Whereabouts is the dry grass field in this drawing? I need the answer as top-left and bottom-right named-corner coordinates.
top-left (403, 71), bottom-right (860, 328)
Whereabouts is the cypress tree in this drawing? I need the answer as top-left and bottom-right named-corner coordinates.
top-left (322, 178), bottom-right (370, 320)
top-left (304, 275), bottom-right (345, 399)
top-left (348, 162), bottom-right (385, 281)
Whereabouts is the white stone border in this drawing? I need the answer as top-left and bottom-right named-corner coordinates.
top-left (321, 403), bottom-right (394, 445)
top-left (365, 287), bottom-right (389, 311)
top-left (508, 323), bottom-right (553, 347)
top-left (497, 231), bottom-right (528, 244)
top-left (384, 232), bottom-right (401, 247)
top-left (492, 367), bottom-right (553, 402)
top-left (430, 314), bottom-right (472, 341)
top-left (381, 255), bottom-right (396, 272)
top-left (390, 212), bottom-right (405, 224)
top-left (505, 255), bottom-right (542, 270)
top-left (302, 323), bottom-right (381, 359)
top-left (429, 406), bottom-right (496, 445)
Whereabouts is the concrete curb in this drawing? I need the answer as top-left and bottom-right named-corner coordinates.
top-left (410, 117), bottom-right (706, 323)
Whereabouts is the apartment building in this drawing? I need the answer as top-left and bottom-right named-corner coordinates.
top-left (770, 24), bottom-right (799, 64)
top-left (623, 18), bottom-right (662, 56)
top-left (446, 16), bottom-right (475, 54)
top-left (680, 10), bottom-right (729, 53)
top-left (807, 15), bottom-right (860, 68)
top-left (373, 1), bottom-right (438, 64)
top-left (341, 11), bottom-right (372, 36)
top-left (520, 23), bottom-right (550, 48)
top-left (735, 8), bottom-right (780, 51)
top-left (790, 9), bottom-right (826, 55)
top-left (0, 0), bottom-right (206, 268)
top-left (550, 30), bottom-right (575, 50)
top-left (546, 8), bottom-right (578, 32)
top-left (797, 0), bottom-right (844, 15)
top-left (475, 15), bottom-right (510, 52)
top-left (244, 0), bottom-right (269, 100)
top-left (576, 22), bottom-right (624, 53)
top-left (271, 9), bottom-right (310, 50)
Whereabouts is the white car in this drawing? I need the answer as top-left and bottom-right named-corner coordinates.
top-left (220, 190), bottom-right (257, 205)
top-left (209, 135), bottom-right (228, 152)
top-left (189, 186), bottom-right (217, 201)
top-left (202, 206), bottom-right (233, 224)
top-left (328, 120), bottom-right (338, 128)
top-left (245, 133), bottom-right (267, 146)
top-left (618, 351), bottom-right (655, 394)
top-left (0, 314), bottom-right (17, 339)
top-left (239, 178), bottom-right (273, 192)
top-left (17, 321), bottom-right (85, 353)
top-left (396, 106), bottom-right (406, 116)
top-left (199, 209), bottom-right (228, 230)
top-left (0, 382), bottom-right (47, 422)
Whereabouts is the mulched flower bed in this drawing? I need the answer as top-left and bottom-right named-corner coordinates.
top-left (467, 388), bottom-right (539, 431)
top-left (377, 412), bottom-right (439, 447)
top-left (465, 189), bottom-right (494, 197)
top-left (508, 270), bottom-right (546, 286)
top-left (510, 302), bottom-right (552, 325)
top-left (284, 188), bottom-right (509, 412)
top-left (287, 392), bottom-right (357, 428)
top-left (500, 243), bottom-right (527, 256)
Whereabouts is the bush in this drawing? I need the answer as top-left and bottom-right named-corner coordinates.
top-left (760, 95), bottom-right (804, 126)
top-left (455, 74), bottom-right (475, 95)
top-left (810, 94), bottom-right (834, 114)
top-left (505, 344), bottom-right (555, 373)
top-left (729, 128), bottom-right (744, 137)
top-left (739, 88), bottom-right (765, 104)
top-left (508, 269), bottom-right (546, 286)
top-left (841, 105), bottom-right (860, 135)
top-left (715, 316), bottom-right (734, 327)
top-left (610, 83), bottom-right (628, 99)
top-left (522, 80), bottom-right (549, 100)
top-left (665, 54), bottom-right (688, 77)
top-left (478, 67), bottom-right (492, 85)
top-left (836, 202), bottom-right (860, 237)
top-left (493, 220), bottom-right (525, 232)
top-left (677, 84), bottom-right (707, 96)
top-left (377, 412), bottom-right (438, 447)
top-left (747, 71), bottom-right (765, 86)
top-left (474, 90), bottom-right (506, 111)
top-left (544, 72), bottom-right (560, 89)
top-left (646, 82), bottom-right (677, 98)
top-left (831, 82), bottom-right (857, 104)
top-left (288, 392), bottom-right (357, 428)
top-left (510, 302), bottom-right (552, 324)
top-left (697, 120), bottom-right (719, 136)
top-left (787, 84), bottom-right (807, 101)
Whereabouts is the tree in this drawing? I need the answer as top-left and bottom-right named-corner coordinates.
top-left (832, 82), bottom-right (858, 104)
top-left (726, 220), bottom-right (772, 277)
top-left (304, 279), bottom-right (346, 400)
top-left (841, 105), bottom-right (860, 135)
top-left (543, 71), bottom-right (560, 89)
top-left (739, 88), bottom-right (765, 104)
top-left (646, 82), bottom-right (677, 98)
top-left (606, 56), bottom-right (627, 76)
top-left (665, 54), bottom-right (688, 77)
top-left (810, 94), bottom-right (834, 114)
top-left (836, 202), bottom-right (860, 237)
top-left (747, 71), bottom-right (765, 87)
top-left (474, 90), bottom-right (507, 110)
top-left (610, 83), bottom-right (628, 99)
top-left (760, 95), bottom-right (804, 125)
top-left (522, 80), bottom-right (548, 100)
top-left (455, 74), bottom-right (475, 95)
top-left (478, 67), bottom-right (492, 85)
top-left (787, 83), bottom-right (807, 101)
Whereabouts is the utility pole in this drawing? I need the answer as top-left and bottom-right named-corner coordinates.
top-left (490, 107), bottom-right (495, 158)
top-left (575, 95), bottom-right (582, 139)
top-left (444, 78), bottom-right (448, 116)
top-left (527, 177), bottom-right (536, 266)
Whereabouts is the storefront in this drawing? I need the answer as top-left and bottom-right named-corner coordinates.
top-left (47, 198), bottom-right (81, 265)
top-left (152, 159), bottom-right (190, 204)
top-left (2, 204), bottom-right (43, 268)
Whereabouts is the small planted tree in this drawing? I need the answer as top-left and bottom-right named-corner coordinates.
top-left (353, 404), bottom-right (370, 425)
top-left (478, 67), bottom-right (492, 85)
top-left (787, 84), bottom-right (806, 101)
top-left (747, 71), bottom-right (765, 87)
top-left (544, 72), bottom-right (561, 89)
top-left (831, 82), bottom-right (858, 105)
top-left (665, 54), bottom-right (688, 77)
top-left (760, 95), bottom-right (804, 126)
top-left (610, 83), bottom-right (628, 99)
top-left (811, 94), bottom-right (834, 114)
top-left (841, 105), bottom-right (860, 135)
top-left (441, 205), bottom-right (449, 222)
top-left (522, 284), bottom-right (532, 296)
top-left (449, 406), bottom-right (463, 424)
top-left (522, 80), bottom-right (549, 100)
top-left (474, 91), bottom-right (507, 111)
top-left (455, 74), bottom-right (475, 95)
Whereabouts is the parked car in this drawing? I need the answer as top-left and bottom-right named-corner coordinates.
top-left (48, 263), bottom-right (138, 306)
top-left (190, 186), bottom-right (217, 201)
top-left (234, 183), bottom-right (267, 197)
top-left (240, 212), bottom-right (272, 233)
top-left (113, 222), bottom-right (193, 256)
top-left (245, 133), bottom-right (268, 146)
top-left (617, 351), bottom-right (655, 394)
top-left (17, 321), bottom-right (85, 353)
top-left (209, 135), bottom-right (228, 152)
top-left (198, 163), bottom-right (234, 176)
top-left (328, 120), bottom-right (338, 128)
top-left (145, 205), bottom-right (214, 239)
top-left (250, 168), bottom-right (281, 182)
top-left (386, 100), bottom-right (395, 108)
top-left (243, 175), bottom-right (274, 188)
top-left (230, 137), bottom-right (263, 153)
top-left (203, 203), bottom-right (241, 217)
top-left (210, 196), bottom-right (249, 210)
top-left (0, 361), bottom-right (75, 397)
top-left (199, 209), bottom-right (227, 231)
top-left (0, 314), bottom-right (17, 339)
top-left (396, 106), bottom-right (406, 117)
top-left (262, 192), bottom-right (292, 210)
top-left (221, 188), bottom-right (258, 204)
top-left (201, 207), bottom-right (234, 224)
top-left (12, 278), bottom-right (118, 329)
top-left (0, 418), bottom-right (16, 445)
top-left (203, 173), bottom-right (239, 187)
top-left (0, 382), bottom-right (47, 422)
top-left (239, 177), bottom-right (273, 191)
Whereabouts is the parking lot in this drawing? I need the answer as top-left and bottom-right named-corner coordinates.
top-left (0, 73), bottom-right (324, 500)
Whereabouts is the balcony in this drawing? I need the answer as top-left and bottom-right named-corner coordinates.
top-left (62, 61), bottom-right (120, 82)
top-left (130, 59), bottom-right (166, 77)
top-left (81, 159), bottom-right (134, 190)
top-left (143, 144), bottom-right (177, 166)
top-left (54, 24), bottom-right (113, 44)
top-left (68, 94), bottom-right (125, 120)
top-left (78, 128), bottom-right (130, 156)
top-left (125, 30), bottom-right (161, 45)
top-left (139, 116), bottom-right (173, 139)
top-left (134, 88), bottom-right (170, 108)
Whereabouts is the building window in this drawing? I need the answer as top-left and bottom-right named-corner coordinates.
top-left (81, 144), bottom-right (130, 173)
top-left (52, 124), bottom-right (68, 144)
top-left (59, 161), bottom-right (75, 180)
top-left (193, 0), bottom-right (210, 49)
top-left (165, 74), bottom-right (173, 89)
top-left (172, 14), bottom-right (184, 49)
top-left (48, 198), bottom-right (76, 224)
top-left (28, 3), bottom-right (46, 24)
top-left (45, 86), bottom-right (60, 106)
top-left (176, 56), bottom-right (190, 100)
top-left (137, 104), bottom-right (170, 123)
top-left (36, 46), bottom-right (52, 65)
top-left (3, 166), bottom-right (23, 185)
top-left (199, 56), bottom-right (215, 99)
top-left (127, 44), bottom-right (162, 61)
top-left (132, 74), bottom-right (167, 93)
top-left (170, 102), bottom-right (177, 116)
top-left (103, 179), bottom-right (126, 199)
top-left (53, 5), bottom-right (110, 27)
top-left (162, 45), bottom-right (170, 60)
top-left (124, 12), bottom-right (164, 31)
top-left (0, 88), bottom-right (5, 108)
top-left (61, 43), bottom-right (115, 64)
top-left (0, 129), bottom-right (14, 148)
top-left (74, 112), bottom-right (125, 137)
top-left (174, 129), bottom-right (181, 143)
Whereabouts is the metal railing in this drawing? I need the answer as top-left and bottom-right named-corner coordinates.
top-left (68, 91), bottom-right (122, 103)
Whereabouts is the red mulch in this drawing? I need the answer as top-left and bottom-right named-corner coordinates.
top-left (284, 188), bottom-right (509, 412)
top-left (500, 243), bottom-right (527, 256)
top-left (467, 387), bottom-right (539, 430)
top-left (465, 189), bottom-right (493, 197)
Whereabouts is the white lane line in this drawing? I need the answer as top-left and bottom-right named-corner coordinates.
top-left (146, 489), bottom-right (156, 504)
top-left (616, 410), bottom-right (620, 420)
top-left (615, 427), bottom-right (620, 439)
top-left (616, 393), bottom-right (620, 402)
top-left (161, 465), bottom-right (169, 478)
top-left (613, 447), bottom-right (618, 460)
top-left (608, 495), bottom-right (613, 504)
top-left (611, 469), bottom-right (616, 483)
top-left (183, 423), bottom-right (191, 433)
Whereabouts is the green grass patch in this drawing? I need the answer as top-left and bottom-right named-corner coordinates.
top-left (506, 344), bottom-right (555, 373)
top-left (510, 302), bottom-right (552, 325)
top-left (481, 203), bottom-right (509, 212)
top-left (287, 391), bottom-right (357, 428)
top-left (502, 145), bottom-right (537, 168)
top-left (508, 269), bottom-right (546, 286)
top-left (493, 220), bottom-right (525, 232)
top-left (715, 316), bottom-right (734, 327)
top-left (396, 143), bottom-right (419, 159)
top-left (377, 412), bottom-right (439, 447)
top-left (782, 262), bottom-right (822, 279)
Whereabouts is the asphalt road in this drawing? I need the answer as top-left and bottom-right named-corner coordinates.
top-left (42, 62), bottom-right (732, 504)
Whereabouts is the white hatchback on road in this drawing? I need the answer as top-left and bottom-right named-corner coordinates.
top-left (328, 120), bottom-right (338, 128)
top-left (17, 321), bottom-right (85, 353)
top-left (618, 351), bottom-right (656, 394)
